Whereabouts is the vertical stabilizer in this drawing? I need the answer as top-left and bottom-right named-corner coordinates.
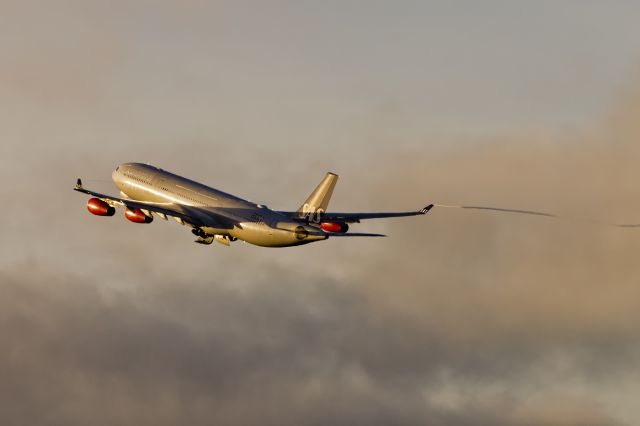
top-left (297, 173), bottom-right (338, 221)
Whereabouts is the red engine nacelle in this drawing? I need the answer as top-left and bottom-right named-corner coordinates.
top-left (125, 208), bottom-right (153, 224)
top-left (320, 222), bottom-right (349, 233)
top-left (87, 198), bottom-right (115, 216)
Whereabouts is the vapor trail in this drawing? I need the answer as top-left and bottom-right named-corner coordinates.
top-left (433, 204), bottom-right (640, 228)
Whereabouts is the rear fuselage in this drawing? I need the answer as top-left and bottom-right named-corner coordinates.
top-left (112, 163), bottom-right (326, 247)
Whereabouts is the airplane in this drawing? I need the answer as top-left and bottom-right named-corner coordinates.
top-left (74, 163), bottom-right (433, 248)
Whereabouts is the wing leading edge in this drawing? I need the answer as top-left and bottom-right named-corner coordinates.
top-left (279, 204), bottom-right (434, 223)
top-left (74, 178), bottom-right (235, 229)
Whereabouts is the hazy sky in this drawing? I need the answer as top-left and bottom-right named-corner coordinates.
top-left (3, 1), bottom-right (640, 425)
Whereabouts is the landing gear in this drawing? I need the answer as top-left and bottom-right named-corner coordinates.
top-left (195, 236), bottom-right (215, 245)
top-left (192, 227), bottom-right (207, 238)
top-left (192, 227), bottom-right (214, 244)
top-left (214, 235), bottom-right (231, 246)
top-left (191, 227), bottom-right (233, 246)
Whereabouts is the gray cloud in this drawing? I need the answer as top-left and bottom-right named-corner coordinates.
top-left (4, 154), bottom-right (638, 426)
top-left (0, 260), bottom-right (624, 426)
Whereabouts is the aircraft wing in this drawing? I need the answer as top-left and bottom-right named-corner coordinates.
top-left (74, 179), bottom-right (235, 229)
top-left (279, 204), bottom-right (434, 223)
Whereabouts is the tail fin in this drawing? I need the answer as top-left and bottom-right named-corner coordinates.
top-left (297, 172), bottom-right (338, 221)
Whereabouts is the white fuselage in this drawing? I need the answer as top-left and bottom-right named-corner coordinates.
top-left (111, 163), bottom-right (326, 247)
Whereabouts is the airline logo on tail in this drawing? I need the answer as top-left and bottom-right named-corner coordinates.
top-left (300, 203), bottom-right (325, 223)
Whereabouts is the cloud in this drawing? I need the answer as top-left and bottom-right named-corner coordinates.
top-left (1, 173), bottom-right (636, 426)
top-left (3, 86), bottom-right (640, 425)
top-left (2, 3), bottom-right (640, 424)
top-left (3, 76), bottom-right (640, 425)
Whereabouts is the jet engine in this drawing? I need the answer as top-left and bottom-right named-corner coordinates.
top-left (87, 198), bottom-right (115, 216)
top-left (320, 222), bottom-right (349, 233)
top-left (124, 208), bottom-right (153, 223)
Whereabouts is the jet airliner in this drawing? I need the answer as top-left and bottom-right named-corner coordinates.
top-left (74, 163), bottom-right (433, 247)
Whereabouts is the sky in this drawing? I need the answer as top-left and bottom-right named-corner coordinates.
top-left (2, 1), bottom-right (640, 424)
